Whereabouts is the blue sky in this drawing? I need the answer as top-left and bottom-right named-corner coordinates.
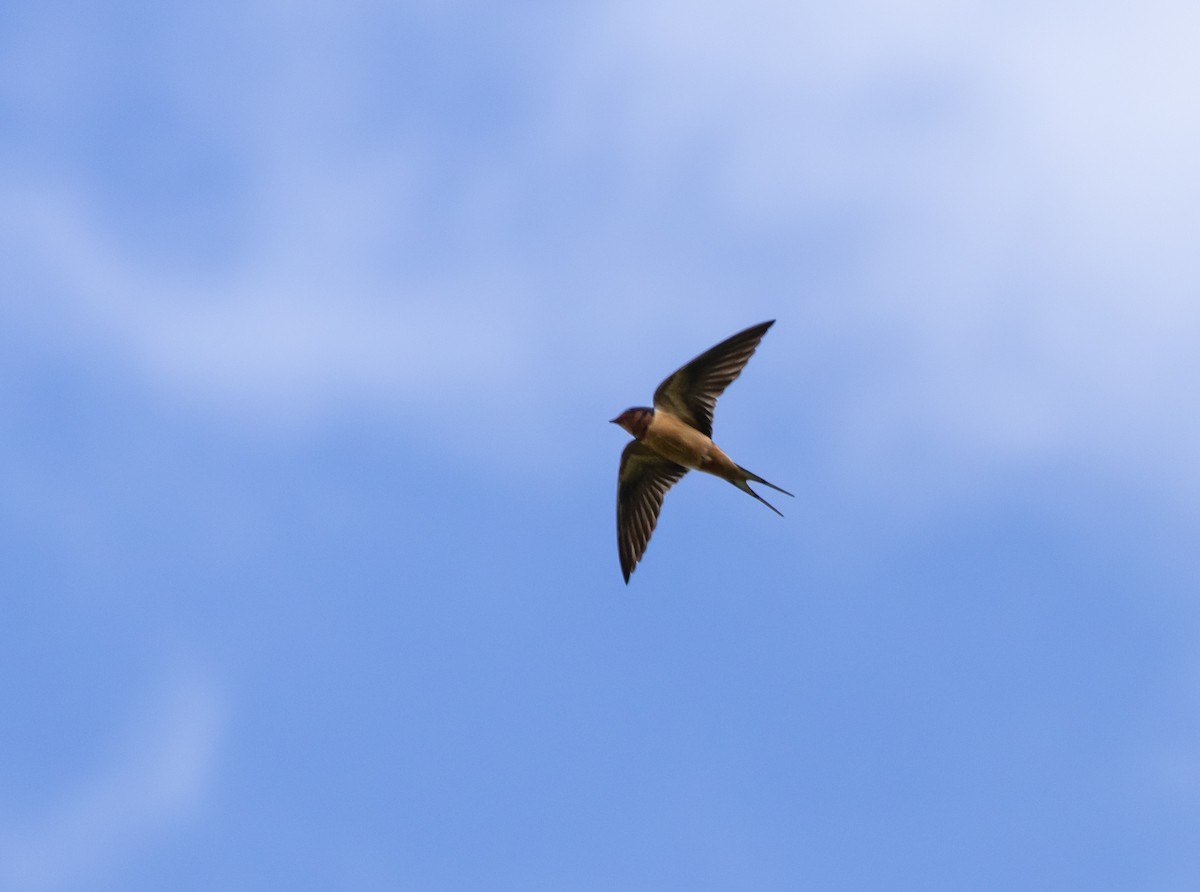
top-left (2, 1), bottom-right (1199, 889)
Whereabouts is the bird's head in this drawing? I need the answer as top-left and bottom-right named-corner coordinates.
top-left (610, 407), bottom-right (653, 438)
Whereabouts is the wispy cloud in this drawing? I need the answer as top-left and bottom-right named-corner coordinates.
top-left (0, 673), bottom-right (225, 892)
top-left (3, 1), bottom-right (1198, 492)
top-left (554, 0), bottom-right (1200, 490)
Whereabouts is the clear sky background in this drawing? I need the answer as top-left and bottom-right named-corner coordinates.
top-left (3, 1), bottom-right (1199, 889)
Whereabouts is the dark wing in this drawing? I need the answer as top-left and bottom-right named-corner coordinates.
top-left (652, 320), bottom-right (775, 437)
top-left (617, 441), bottom-right (688, 584)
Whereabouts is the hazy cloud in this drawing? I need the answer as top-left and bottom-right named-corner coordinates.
top-left (3, 0), bottom-right (1198, 491)
top-left (0, 674), bottom-right (224, 892)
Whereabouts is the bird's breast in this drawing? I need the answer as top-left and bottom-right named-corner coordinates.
top-left (642, 412), bottom-right (712, 469)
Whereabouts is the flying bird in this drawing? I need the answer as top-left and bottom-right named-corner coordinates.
top-left (611, 319), bottom-right (792, 583)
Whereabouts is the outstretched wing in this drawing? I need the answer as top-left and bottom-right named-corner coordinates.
top-left (652, 320), bottom-right (774, 437)
top-left (616, 441), bottom-right (688, 583)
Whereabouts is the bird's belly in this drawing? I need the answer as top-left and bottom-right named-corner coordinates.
top-left (642, 423), bottom-right (711, 469)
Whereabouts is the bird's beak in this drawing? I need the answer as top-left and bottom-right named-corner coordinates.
top-left (609, 417), bottom-right (620, 424)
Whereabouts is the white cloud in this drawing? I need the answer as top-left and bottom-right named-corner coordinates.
top-left (556, 0), bottom-right (1200, 489)
top-left (0, 673), bottom-right (225, 892)
top-left (3, 0), bottom-right (1199, 492)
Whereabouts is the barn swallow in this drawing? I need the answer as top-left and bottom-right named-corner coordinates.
top-left (611, 319), bottom-right (792, 583)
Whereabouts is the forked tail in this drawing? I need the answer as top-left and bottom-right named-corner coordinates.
top-left (733, 465), bottom-right (794, 517)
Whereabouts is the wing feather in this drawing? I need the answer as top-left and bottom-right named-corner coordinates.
top-left (616, 441), bottom-right (688, 583)
top-left (652, 320), bottom-right (775, 437)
